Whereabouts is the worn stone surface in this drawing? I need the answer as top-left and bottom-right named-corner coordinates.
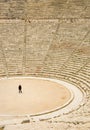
top-left (0, 0), bottom-right (90, 130)
top-left (4, 122), bottom-right (90, 130)
top-left (0, 0), bottom-right (90, 19)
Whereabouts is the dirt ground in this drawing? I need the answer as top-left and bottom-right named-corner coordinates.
top-left (0, 78), bottom-right (71, 116)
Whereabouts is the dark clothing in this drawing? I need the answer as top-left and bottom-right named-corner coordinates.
top-left (18, 85), bottom-right (22, 93)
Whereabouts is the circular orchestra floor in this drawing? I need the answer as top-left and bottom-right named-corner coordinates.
top-left (0, 77), bottom-right (72, 116)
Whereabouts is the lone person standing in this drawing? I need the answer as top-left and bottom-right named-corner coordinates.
top-left (18, 85), bottom-right (22, 93)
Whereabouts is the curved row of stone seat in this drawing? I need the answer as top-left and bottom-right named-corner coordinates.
top-left (1, 70), bottom-right (89, 127)
top-left (0, 56), bottom-right (89, 130)
top-left (0, 17), bottom-right (89, 77)
top-left (37, 71), bottom-right (90, 122)
top-left (0, 0), bottom-right (88, 19)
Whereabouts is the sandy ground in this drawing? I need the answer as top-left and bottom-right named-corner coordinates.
top-left (0, 78), bottom-right (71, 115)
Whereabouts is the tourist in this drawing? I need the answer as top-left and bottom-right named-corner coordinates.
top-left (18, 85), bottom-right (22, 93)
